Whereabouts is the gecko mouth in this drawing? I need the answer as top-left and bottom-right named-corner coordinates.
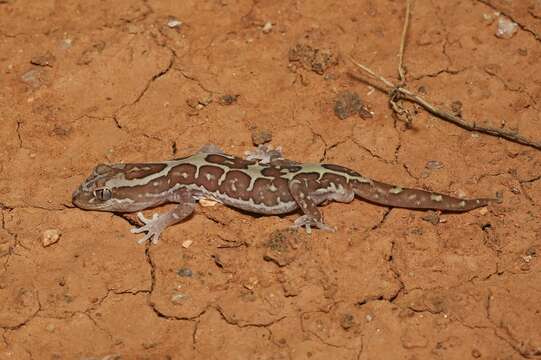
top-left (72, 187), bottom-right (81, 199)
top-left (71, 187), bottom-right (101, 210)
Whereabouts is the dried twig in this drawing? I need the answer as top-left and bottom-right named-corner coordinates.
top-left (397, 0), bottom-right (411, 83)
top-left (348, 0), bottom-right (539, 151)
top-left (348, 57), bottom-right (541, 151)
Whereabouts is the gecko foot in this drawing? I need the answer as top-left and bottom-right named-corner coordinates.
top-left (244, 144), bottom-right (283, 164)
top-left (291, 215), bottom-right (336, 234)
top-left (131, 212), bottom-right (165, 245)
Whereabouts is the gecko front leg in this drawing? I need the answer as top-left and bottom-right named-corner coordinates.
top-left (288, 178), bottom-right (336, 234)
top-left (131, 188), bottom-right (196, 244)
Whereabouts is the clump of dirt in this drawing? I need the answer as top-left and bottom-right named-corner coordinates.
top-left (250, 127), bottom-right (272, 145)
top-left (262, 228), bottom-right (302, 267)
top-left (334, 90), bottom-right (373, 119)
top-left (288, 43), bottom-right (338, 75)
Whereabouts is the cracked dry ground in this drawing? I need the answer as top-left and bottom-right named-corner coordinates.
top-left (1, 0), bottom-right (540, 359)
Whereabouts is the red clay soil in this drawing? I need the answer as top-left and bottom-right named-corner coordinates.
top-left (1, 1), bottom-right (540, 359)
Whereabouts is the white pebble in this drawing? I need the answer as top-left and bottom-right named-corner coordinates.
top-left (42, 229), bottom-right (61, 247)
top-left (199, 198), bottom-right (218, 207)
top-left (182, 240), bottom-right (193, 248)
top-left (495, 16), bottom-right (518, 39)
top-left (262, 21), bottom-right (273, 34)
top-left (167, 17), bottom-right (183, 28)
top-left (171, 292), bottom-right (187, 304)
top-left (61, 37), bottom-right (73, 49)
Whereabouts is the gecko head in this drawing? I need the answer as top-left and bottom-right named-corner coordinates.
top-left (72, 163), bottom-right (135, 212)
top-left (73, 162), bottom-right (172, 212)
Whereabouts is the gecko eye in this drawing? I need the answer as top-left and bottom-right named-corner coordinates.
top-left (93, 187), bottom-right (112, 201)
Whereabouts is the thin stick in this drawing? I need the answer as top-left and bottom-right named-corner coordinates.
top-left (348, 57), bottom-right (541, 151)
top-left (397, 0), bottom-right (411, 83)
top-left (349, 57), bottom-right (395, 89)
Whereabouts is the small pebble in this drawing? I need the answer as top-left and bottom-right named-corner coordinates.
top-left (21, 69), bottom-right (42, 88)
top-left (30, 52), bottom-right (55, 67)
top-left (479, 207), bottom-right (489, 216)
top-left (425, 160), bottom-right (444, 170)
top-left (171, 292), bottom-right (188, 304)
top-left (186, 96), bottom-right (212, 110)
top-left (495, 16), bottom-right (518, 39)
top-left (422, 210), bottom-right (441, 225)
top-left (177, 267), bottom-right (193, 277)
top-left (262, 21), bottom-right (273, 33)
top-left (340, 313), bottom-right (355, 329)
top-left (167, 17), bottom-right (183, 28)
top-left (42, 229), bottom-right (61, 247)
top-left (482, 12), bottom-right (497, 25)
top-left (46, 323), bottom-right (56, 332)
top-left (126, 24), bottom-right (141, 34)
top-left (182, 240), bottom-right (193, 248)
top-left (450, 100), bottom-right (463, 117)
top-left (199, 198), bottom-right (218, 207)
top-left (251, 128), bottom-right (273, 145)
top-left (61, 37), bottom-right (73, 49)
top-left (218, 94), bottom-right (238, 105)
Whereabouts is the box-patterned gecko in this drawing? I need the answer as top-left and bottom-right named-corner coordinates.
top-left (72, 144), bottom-right (498, 244)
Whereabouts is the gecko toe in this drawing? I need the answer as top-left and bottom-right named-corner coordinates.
top-left (130, 226), bottom-right (144, 234)
top-left (137, 233), bottom-right (153, 244)
top-left (136, 212), bottom-right (149, 223)
top-left (292, 215), bottom-right (335, 233)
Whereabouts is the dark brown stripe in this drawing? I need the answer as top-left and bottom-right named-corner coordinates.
top-left (195, 165), bottom-right (225, 192)
top-left (170, 164), bottom-right (197, 184)
top-left (205, 154), bottom-right (256, 169)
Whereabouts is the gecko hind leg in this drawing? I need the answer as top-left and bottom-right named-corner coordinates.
top-left (288, 179), bottom-right (336, 234)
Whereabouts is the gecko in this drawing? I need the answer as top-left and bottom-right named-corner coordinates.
top-left (72, 144), bottom-right (499, 244)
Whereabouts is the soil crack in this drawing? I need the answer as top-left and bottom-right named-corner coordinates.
top-left (215, 305), bottom-right (286, 328)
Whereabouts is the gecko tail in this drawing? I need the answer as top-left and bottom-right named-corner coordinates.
top-left (352, 179), bottom-right (498, 212)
